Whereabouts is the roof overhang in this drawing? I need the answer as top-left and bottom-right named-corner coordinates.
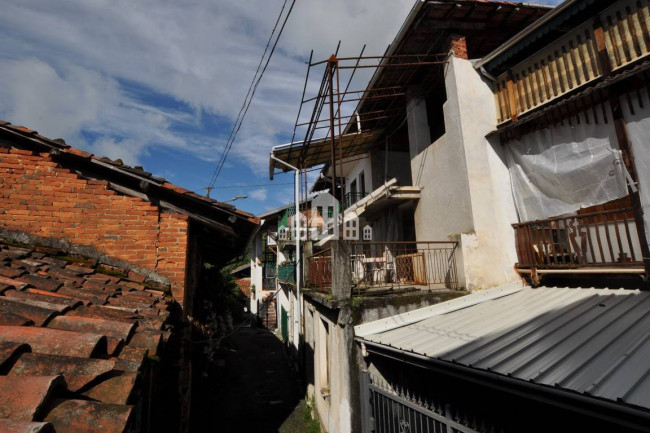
top-left (269, 130), bottom-right (383, 177)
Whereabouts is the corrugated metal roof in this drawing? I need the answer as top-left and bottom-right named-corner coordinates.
top-left (357, 285), bottom-right (650, 412)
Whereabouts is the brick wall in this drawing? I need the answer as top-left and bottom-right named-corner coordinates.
top-left (448, 34), bottom-right (468, 60)
top-left (0, 146), bottom-right (189, 301)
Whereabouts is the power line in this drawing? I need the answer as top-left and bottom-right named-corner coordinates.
top-left (192, 182), bottom-right (293, 194)
top-left (207, 0), bottom-right (296, 190)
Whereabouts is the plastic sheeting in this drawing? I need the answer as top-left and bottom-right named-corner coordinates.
top-left (621, 90), bottom-right (650, 244)
top-left (505, 105), bottom-right (630, 222)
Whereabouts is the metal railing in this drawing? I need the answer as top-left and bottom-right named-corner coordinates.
top-left (344, 192), bottom-right (368, 209)
top-left (362, 372), bottom-right (485, 433)
top-left (277, 262), bottom-right (296, 285)
top-left (307, 241), bottom-right (460, 292)
top-left (512, 208), bottom-right (644, 269)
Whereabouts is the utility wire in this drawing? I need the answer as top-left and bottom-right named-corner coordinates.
top-left (208, 0), bottom-right (296, 190)
top-left (192, 182), bottom-right (293, 193)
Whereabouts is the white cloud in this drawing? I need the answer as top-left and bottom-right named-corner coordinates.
top-left (249, 188), bottom-right (268, 202)
top-left (0, 0), bottom-right (564, 208)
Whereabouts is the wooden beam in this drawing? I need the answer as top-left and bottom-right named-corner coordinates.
top-left (593, 20), bottom-right (613, 76)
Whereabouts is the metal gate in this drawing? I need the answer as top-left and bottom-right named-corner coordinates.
top-left (361, 372), bottom-right (483, 433)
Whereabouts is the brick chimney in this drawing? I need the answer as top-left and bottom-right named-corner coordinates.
top-left (448, 34), bottom-right (468, 60)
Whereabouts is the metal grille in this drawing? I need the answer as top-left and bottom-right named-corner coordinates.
top-left (362, 373), bottom-right (496, 433)
top-left (362, 372), bottom-right (488, 433)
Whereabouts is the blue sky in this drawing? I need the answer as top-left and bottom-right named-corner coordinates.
top-left (0, 0), bottom-right (561, 215)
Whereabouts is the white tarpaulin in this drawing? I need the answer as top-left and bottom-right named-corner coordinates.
top-left (622, 90), bottom-right (650, 244)
top-left (505, 105), bottom-right (630, 222)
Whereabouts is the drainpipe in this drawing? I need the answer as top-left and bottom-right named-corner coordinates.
top-left (270, 154), bottom-right (302, 351)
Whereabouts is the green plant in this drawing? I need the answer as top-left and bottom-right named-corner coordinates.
top-left (351, 296), bottom-right (362, 309)
top-left (303, 395), bottom-right (321, 433)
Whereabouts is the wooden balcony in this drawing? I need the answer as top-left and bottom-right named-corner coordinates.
top-left (513, 208), bottom-right (646, 280)
top-left (494, 0), bottom-right (650, 124)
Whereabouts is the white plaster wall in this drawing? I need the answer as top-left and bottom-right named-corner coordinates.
top-left (249, 234), bottom-right (264, 314)
top-left (310, 309), bottom-right (350, 433)
top-left (276, 288), bottom-right (290, 339)
top-left (410, 56), bottom-right (519, 291)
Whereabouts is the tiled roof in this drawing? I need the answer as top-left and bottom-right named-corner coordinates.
top-left (0, 120), bottom-right (259, 225)
top-left (0, 241), bottom-right (173, 433)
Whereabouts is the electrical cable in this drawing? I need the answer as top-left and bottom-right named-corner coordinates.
top-left (208, 0), bottom-right (296, 189)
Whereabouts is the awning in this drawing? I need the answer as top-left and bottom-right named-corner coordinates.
top-left (269, 130), bottom-right (383, 178)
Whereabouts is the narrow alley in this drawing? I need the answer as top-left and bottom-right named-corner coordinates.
top-left (193, 323), bottom-right (314, 432)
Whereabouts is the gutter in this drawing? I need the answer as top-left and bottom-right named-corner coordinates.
top-left (361, 342), bottom-right (650, 431)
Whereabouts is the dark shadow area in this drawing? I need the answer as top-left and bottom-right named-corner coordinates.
top-left (540, 274), bottom-right (650, 290)
top-left (191, 326), bottom-right (307, 432)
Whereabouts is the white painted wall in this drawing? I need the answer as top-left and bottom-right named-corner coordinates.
top-left (309, 308), bottom-right (349, 433)
top-left (410, 56), bottom-right (519, 291)
top-left (249, 234), bottom-right (264, 314)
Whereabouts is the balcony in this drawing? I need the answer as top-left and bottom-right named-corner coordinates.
top-left (344, 192), bottom-right (368, 209)
top-left (307, 241), bottom-right (460, 293)
top-left (277, 262), bottom-right (296, 285)
top-left (513, 208), bottom-right (646, 280)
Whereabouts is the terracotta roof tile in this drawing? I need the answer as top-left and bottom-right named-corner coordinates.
top-left (0, 341), bottom-right (31, 374)
top-left (0, 375), bottom-right (66, 421)
top-left (0, 419), bottom-right (55, 433)
top-left (105, 296), bottom-right (155, 311)
top-left (64, 264), bottom-right (95, 275)
top-left (0, 298), bottom-right (60, 326)
top-left (66, 305), bottom-right (139, 323)
top-left (47, 315), bottom-right (135, 342)
top-left (38, 257), bottom-right (68, 268)
top-left (0, 266), bottom-right (27, 278)
top-left (0, 326), bottom-right (107, 358)
top-left (127, 330), bottom-right (162, 356)
top-left (0, 311), bottom-right (34, 326)
top-left (5, 289), bottom-right (83, 309)
top-left (2, 293), bottom-right (73, 314)
top-left (57, 286), bottom-right (111, 304)
top-left (9, 353), bottom-right (115, 392)
top-left (113, 358), bottom-right (142, 374)
top-left (0, 274), bottom-right (26, 289)
top-left (18, 259), bottom-right (48, 271)
top-left (14, 274), bottom-right (62, 292)
top-left (82, 372), bottom-right (137, 404)
top-left (0, 240), bottom-right (176, 432)
top-left (43, 399), bottom-right (133, 433)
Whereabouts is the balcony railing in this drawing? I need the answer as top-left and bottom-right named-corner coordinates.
top-left (307, 241), bottom-right (460, 293)
top-left (513, 208), bottom-right (644, 269)
top-left (494, 0), bottom-right (650, 124)
top-left (277, 262), bottom-right (296, 285)
top-left (344, 192), bottom-right (368, 209)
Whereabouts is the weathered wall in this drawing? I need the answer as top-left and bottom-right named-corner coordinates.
top-left (250, 234), bottom-right (264, 313)
top-left (410, 56), bottom-right (519, 291)
top-left (0, 146), bottom-right (189, 301)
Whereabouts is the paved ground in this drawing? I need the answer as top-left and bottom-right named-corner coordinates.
top-left (201, 325), bottom-right (312, 432)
